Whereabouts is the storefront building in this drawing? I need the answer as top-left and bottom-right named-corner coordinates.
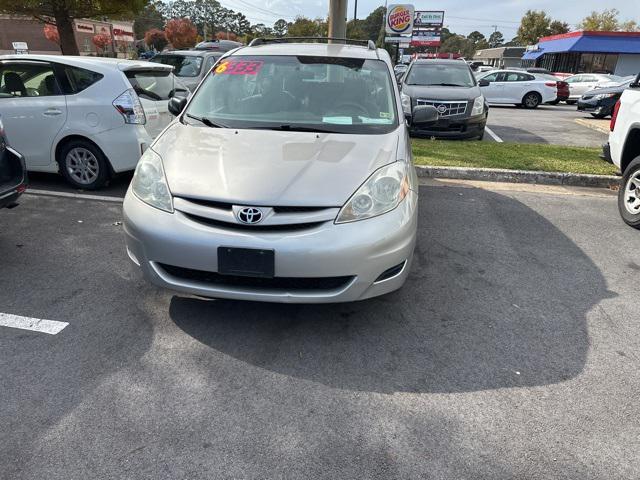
top-left (473, 47), bottom-right (526, 68)
top-left (0, 15), bottom-right (135, 57)
top-left (522, 31), bottom-right (640, 76)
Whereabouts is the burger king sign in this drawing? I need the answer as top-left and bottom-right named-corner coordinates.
top-left (386, 4), bottom-right (415, 35)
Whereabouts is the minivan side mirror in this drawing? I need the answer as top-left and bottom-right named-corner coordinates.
top-left (478, 79), bottom-right (490, 87)
top-left (412, 105), bottom-right (439, 126)
top-left (168, 96), bottom-right (188, 116)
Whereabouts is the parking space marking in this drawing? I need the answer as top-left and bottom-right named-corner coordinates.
top-left (26, 189), bottom-right (124, 203)
top-left (484, 126), bottom-right (503, 143)
top-left (0, 312), bottom-right (69, 335)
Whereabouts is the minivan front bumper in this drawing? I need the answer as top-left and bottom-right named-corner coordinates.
top-left (123, 189), bottom-right (418, 303)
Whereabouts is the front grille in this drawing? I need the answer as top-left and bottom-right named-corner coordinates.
top-left (159, 263), bottom-right (354, 291)
top-left (183, 212), bottom-right (326, 232)
top-left (416, 99), bottom-right (468, 117)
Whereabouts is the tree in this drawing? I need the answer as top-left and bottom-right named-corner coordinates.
top-left (43, 24), bottom-right (60, 45)
top-left (165, 18), bottom-right (197, 49)
top-left (346, 19), bottom-right (367, 40)
top-left (286, 16), bottom-right (327, 38)
top-left (145, 28), bottom-right (168, 51)
top-left (134, 1), bottom-right (165, 39)
top-left (503, 36), bottom-right (522, 47)
top-left (361, 6), bottom-right (385, 42)
top-left (273, 19), bottom-right (287, 37)
top-left (215, 31), bottom-right (238, 41)
top-left (467, 31), bottom-right (489, 50)
top-left (0, 0), bottom-right (145, 55)
top-left (440, 34), bottom-right (477, 58)
top-left (549, 20), bottom-right (570, 35)
top-left (517, 10), bottom-right (552, 45)
top-left (488, 31), bottom-right (504, 48)
top-left (578, 9), bottom-right (640, 32)
top-left (92, 33), bottom-right (112, 54)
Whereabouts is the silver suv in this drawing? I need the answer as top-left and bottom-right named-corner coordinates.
top-left (123, 39), bottom-right (438, 303)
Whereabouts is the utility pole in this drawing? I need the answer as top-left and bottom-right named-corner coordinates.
top-left (328, 0), bottom-right (347, 42)
top-left (353, 0), bottom-right (358, 21)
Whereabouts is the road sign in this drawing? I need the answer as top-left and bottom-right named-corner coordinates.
top-left (12, 42), bottom-right (28, 54)
top-left (386, 4), bottom-right (415, 35)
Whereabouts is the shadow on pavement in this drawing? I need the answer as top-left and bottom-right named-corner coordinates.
top-left (171, 185), bottom-right (613, 394)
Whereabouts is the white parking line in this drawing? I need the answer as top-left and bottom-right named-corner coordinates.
top-left (26, 189), bottom-right (124, 203)
top-left (484, 126), bottom-right (504, 143)
top-left (0, 312), bottom-right (69, 335)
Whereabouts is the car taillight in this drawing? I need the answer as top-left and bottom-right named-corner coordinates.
top-left (610, 100), bottom-right (621, 132)
top-left (545, 82), bottom-right (557, 87)
top-left (113, 88), bottom-right (146, 125)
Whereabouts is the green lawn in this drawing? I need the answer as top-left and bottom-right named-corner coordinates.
top-left (411, 139), bottom-right (617, 176)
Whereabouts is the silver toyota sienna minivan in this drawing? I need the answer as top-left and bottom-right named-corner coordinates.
top-left (123, 39), bottom-right (438, 303)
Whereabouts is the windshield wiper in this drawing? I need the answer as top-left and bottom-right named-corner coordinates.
top-left (185, 113), bottom-right (228, 128)
top-left (252, 125), bottom-right (342, 134)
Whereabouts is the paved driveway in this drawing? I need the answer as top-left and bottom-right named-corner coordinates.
top-left (1, 182), bottom-right (638, 479)
top-left (485, 104), bottom-right (609, 147)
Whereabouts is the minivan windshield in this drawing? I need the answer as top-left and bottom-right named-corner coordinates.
top-left (184, 55), bottom-right (398, 134)
top-left (406, 63), bottom-right (476, 87)
top-left (151, 54), bottom-right (203, 77)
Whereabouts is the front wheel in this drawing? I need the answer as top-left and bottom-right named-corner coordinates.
top-left (522, 92), bottom-right (541, 109)
top-left (618, 157), bottom-right (640, 229)
top-left (58, 139), bottom-right (110, 190)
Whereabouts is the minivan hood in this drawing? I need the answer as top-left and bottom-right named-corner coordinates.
top-left (402, 84), bottom-right (481, 101)
top-left (153, 122), bottom-right (400, 206)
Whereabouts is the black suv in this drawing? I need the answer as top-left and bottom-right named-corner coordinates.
top-left (0, 116), bottom-right (27, 209)
top-left (400, 59), bottom-right (488, 140)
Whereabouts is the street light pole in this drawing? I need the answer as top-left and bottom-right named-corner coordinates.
top-left (328, 0), bottom-right (347, 42)
top-left (354, 0), bottom-right (358, 20)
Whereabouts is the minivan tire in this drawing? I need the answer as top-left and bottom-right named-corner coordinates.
top-left (522, 92), bottom-right (541, 109)
top-left (58, 139), bottom-right (110, 190)
top-left (618, 157), bottom-right (640, 229)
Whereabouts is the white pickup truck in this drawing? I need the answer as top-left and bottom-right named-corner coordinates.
top-left (605, 72), bottom-right (640, 228)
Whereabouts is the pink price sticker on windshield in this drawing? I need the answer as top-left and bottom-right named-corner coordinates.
top-left (214, 60), bottom-right (263, 75)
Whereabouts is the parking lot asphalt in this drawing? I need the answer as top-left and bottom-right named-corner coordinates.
top-left (484, 103), bottom-right (609, 147)
top-left (2, 182), bottom-right (639, 479)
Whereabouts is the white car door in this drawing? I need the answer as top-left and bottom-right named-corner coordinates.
top-left (576, 75), bottom-right (599, 97)
top-left (479, 72), bottom-right (506, 103)
top-left (502, 72), bottom-right (532, 103)
top-left (566, 75), bottom-right (583, 99)
top-left (0, 60), bottom-right (67, 167)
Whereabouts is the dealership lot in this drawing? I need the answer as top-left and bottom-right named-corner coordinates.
top-left (2, 181), bottom-right (639, 479)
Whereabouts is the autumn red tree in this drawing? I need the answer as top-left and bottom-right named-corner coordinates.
top-left (215, 31), bottom-right (238, 41)
top-left (43, 23), bottom-right (60, 45)
top-left (92, 33), bottom-right (111, 54)
top-left (164, 18), bottom-right (197, 49)
top-left (144, 28), bottom-right (168, 51)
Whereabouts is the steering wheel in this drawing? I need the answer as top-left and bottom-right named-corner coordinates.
top-left (325, 101), bottom-right (370, 117)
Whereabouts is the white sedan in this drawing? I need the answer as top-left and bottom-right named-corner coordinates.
top-left (478, 70), bottom-right (557, 108)
top-left (564, 73), bottom-right (624, 104)
top-left (0, 55), bottom-right (188, 189)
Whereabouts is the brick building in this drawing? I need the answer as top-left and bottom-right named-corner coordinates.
top-left (0, 15), bottom-right (135, 57)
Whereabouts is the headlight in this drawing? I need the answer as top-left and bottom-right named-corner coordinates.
top-left (131, 148), bottom-right (173, 213)
top-left (594, 93), bottom-right (616, 100)
top-left (401, 92), bottom-right (412, 115)
top-left (471, 95), bottom-right (485, 115)
top-left (336, 162), bottom-right (411, 224)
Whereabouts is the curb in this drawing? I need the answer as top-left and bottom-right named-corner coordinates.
top-left (415, 165), bottom-right (620, 189)
top-left (574, 118), bottom-right (610, 134)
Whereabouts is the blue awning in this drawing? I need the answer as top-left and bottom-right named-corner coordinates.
top-left (534, 33), bottom-right (640, 55)
top-left (522, 50), bottom-right (545, 60)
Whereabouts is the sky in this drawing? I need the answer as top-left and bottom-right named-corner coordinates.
top-left (217, 0), bottom-right (639, 39)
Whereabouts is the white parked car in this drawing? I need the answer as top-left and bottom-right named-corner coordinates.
top-left (0, 55), bottom-right (188, 189)
top-left (564, 73), bottom-right (623, 104)
top-left (604, 73), bottom-right (640, 228)
top-left (478, 69), bottom-right (557, 108)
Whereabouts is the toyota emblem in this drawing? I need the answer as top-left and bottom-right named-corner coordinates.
top-left (436, 104), bottom-right (448, 115)
top-left (237, 207), bottom-right (263, 224)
